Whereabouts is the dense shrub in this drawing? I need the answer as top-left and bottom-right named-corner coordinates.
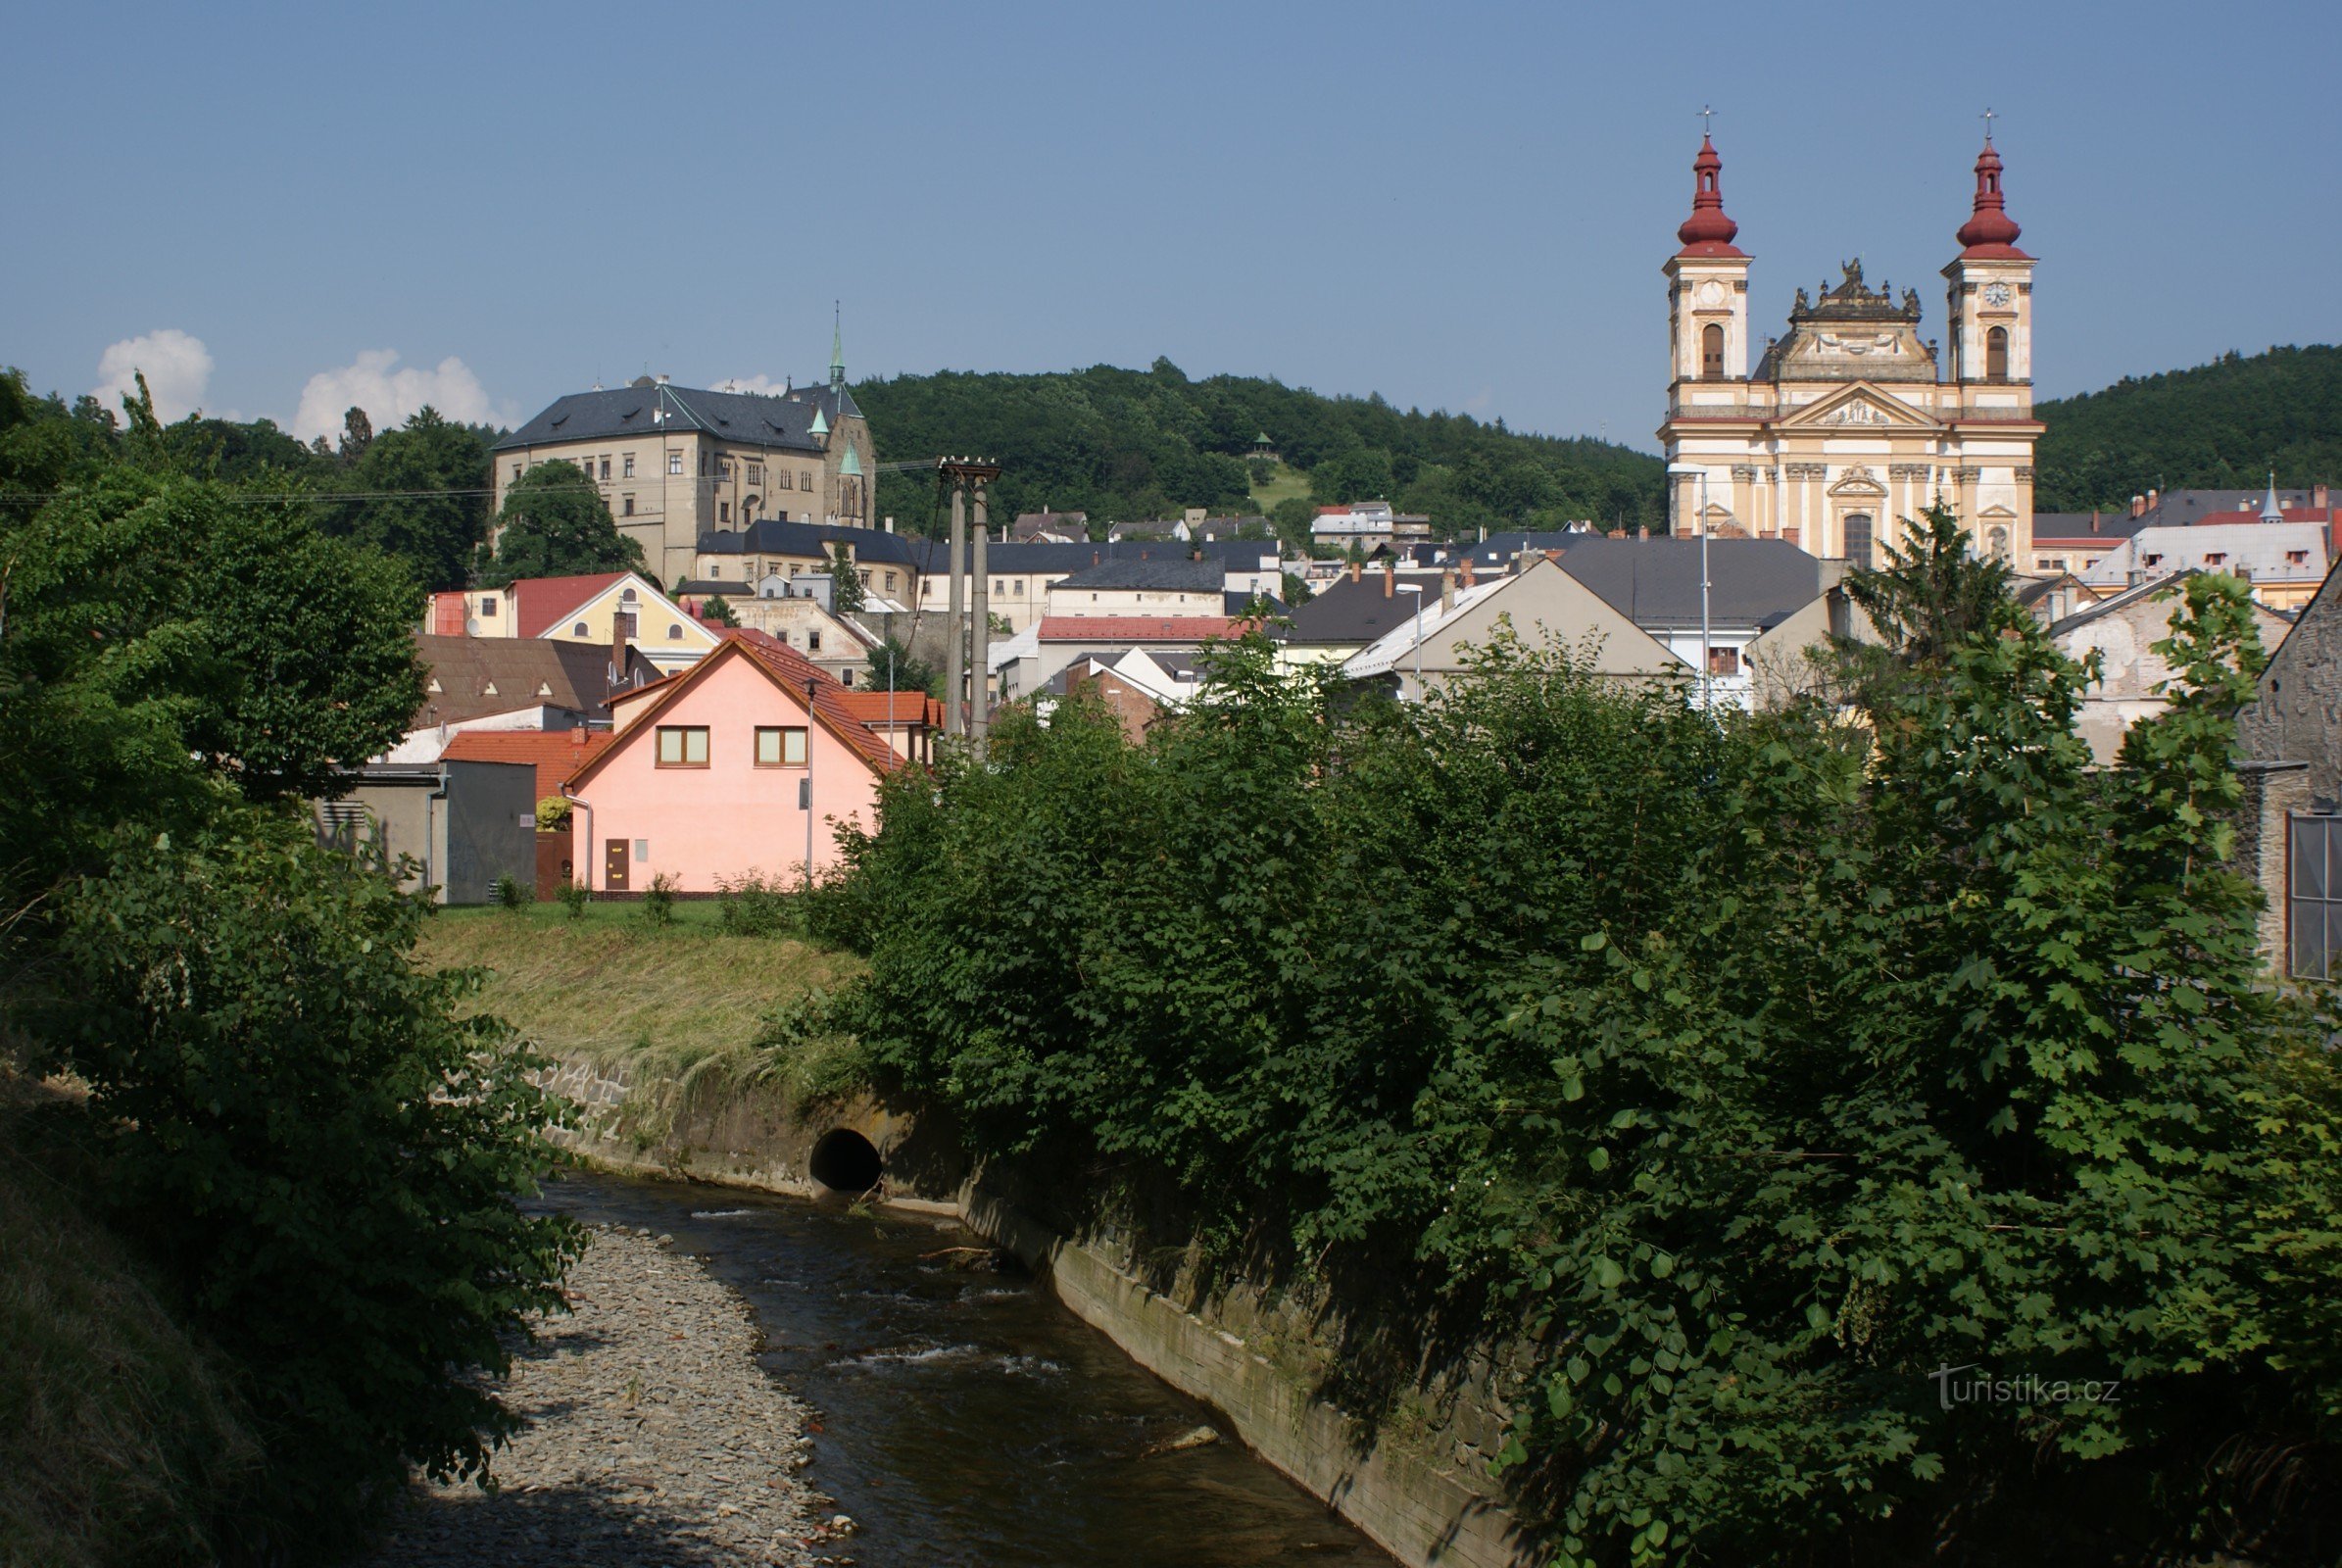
top-left (822, 583), bottom-right (2342, 1564)
top-left (716, 872), bottom-right (797, 937)
top-left (50, 821), bottom-right (580, 1560)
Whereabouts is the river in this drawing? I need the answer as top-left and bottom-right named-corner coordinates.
top-left (537, 1170), bottom-right (1393, 1567)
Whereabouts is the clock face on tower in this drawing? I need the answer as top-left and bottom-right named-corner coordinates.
top-left (1982, 282), bottom-right (2012, 308)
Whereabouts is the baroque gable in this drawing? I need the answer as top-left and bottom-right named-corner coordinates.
top-left (1779, 382), bottom-right (1941, 433)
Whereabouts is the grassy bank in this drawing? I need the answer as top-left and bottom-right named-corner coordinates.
top-left (418, 906), bottom-right (861, 1083)
top-left (0, 1079), bottom-right (260, 1568)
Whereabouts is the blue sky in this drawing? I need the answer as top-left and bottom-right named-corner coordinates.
top-left (5, 0), bottom-right (2335, 451)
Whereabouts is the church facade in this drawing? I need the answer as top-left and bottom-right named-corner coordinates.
top-left (1657, 134), bottom-right (2040, 567)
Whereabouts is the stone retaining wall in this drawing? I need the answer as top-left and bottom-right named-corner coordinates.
top-left (540, 1052), bottom-right (1532, 1568)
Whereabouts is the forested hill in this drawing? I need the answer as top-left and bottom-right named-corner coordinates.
top-left (2034, 344), bottom-right (2342, 510)
top-left (854, 358), bottom-right (1666, 543)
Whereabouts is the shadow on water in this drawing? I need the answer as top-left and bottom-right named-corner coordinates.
top-left (535, 1170), bottom-right (1395, 1568)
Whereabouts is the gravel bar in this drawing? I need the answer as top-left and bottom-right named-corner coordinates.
top-left (366, 1223), bottom-right (854, 1567)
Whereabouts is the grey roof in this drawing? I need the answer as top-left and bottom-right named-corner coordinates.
top-left (698, 518), bottom-right (931, 568)
top-left (1278, 572), bottom-right (1445, 645)
top-left (1551, 535), bottom-right (1823, 631)
top-left (2031, 511), bottom-right (2151, 543)
top-left (496, 380), bottom-right (861, 454)
top-left (1053, 557), bottom-right (1225, 593)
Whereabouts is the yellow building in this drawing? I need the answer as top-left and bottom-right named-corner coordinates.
top-left (1658, 133), bottom-right (2040, 566)
top-left (492, 324), bottom-right (877, 589)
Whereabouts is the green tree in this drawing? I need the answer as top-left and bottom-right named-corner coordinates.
top-left (477, 460), bottom-right (644, 587)
top-left (828, 541), bottom-right (866, 613)
top-left (338, 405), bottom-right (372, 464)
top-left (865, 636), bottom-right (937, 694)
top-left (337, 406), bottom-right (494, 591)
top-left (700, 594), bottom-right (741, 627)
top-left (54, 822), bottom-right (579, 1558)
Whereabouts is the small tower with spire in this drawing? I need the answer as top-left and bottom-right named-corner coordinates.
top-left (1942, 119), bottom-right (2035, 388)
top-left (828, 302), bottom-right (846, 400)
top-left (1661, 114), bottom-right (1752, 532)
top-left (2261, 472), bottom-right (2286, 523)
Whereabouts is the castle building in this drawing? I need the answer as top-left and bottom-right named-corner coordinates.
top-left (1657, 133), bottom-right (2040, 566)
top-left (493, 322), bottom-right (876, 589)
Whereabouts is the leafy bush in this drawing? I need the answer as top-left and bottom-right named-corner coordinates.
top-left (51, 822), bottom-right (581, 1559)
top-left (715, 872), bottom-right (796, 937)
top-left (491, 872), bottom-right (532, 910)
top-left (534, 795), bottom-right (571, 831)
top-left (556, 878), bottom-right (590, 919)
top-left (639, 871), bottom-right (676, 926)
top-left (823, 585), bottom-right (2342, 1564)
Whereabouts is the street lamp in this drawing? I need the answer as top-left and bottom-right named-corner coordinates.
top-left (1664, 462), bottom-right (1713, 710)
top-left (1396, 582), bottom-right (1427, 699)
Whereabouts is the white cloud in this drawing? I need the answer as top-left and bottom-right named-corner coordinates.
top-left (710, 374), bottom-right (793, 396)
top-left (93, 328), bottom-right (216, 422)
top-left (291, 350), bottom-right (507, 441)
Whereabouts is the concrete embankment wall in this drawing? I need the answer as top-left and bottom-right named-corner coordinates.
top-left (542, 1053), bottom-right (1533, 1568)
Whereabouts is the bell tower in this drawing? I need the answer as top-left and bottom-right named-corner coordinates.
top-left (1941, 126), bottom-right (2034, 390)
top-left (1660, 122), bottom-right (1752, 533)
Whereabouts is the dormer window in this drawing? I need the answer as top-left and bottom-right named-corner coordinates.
top-left (2142, 553), bottom-right (2163, 567)
top-left (2203, 553), bottom-right (2225, 566)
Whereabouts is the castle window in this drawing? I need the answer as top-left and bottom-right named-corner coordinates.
top-left (669, 451), bottom-right (684, 475)
top-left (1986, 325), bottom-right (2009, 380)
top-left (622, 495), bottom-right (635, 516)
top-left (1701, 323), bottom-right (1725, 379)
top-left (1842, 514), bottom-right (1874, 569)
top-left (623, 453), bottom-right (636, 478)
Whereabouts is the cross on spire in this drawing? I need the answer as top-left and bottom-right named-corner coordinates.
top-left (1699, 104), bottom-right (1715, 137)
top-left (1980, 106), bottom-right (1997, 145)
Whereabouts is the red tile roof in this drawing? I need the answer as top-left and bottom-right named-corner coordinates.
top-left (441, 729), bottom-right (615, 799)
top-left (1037, 615), bottom-right (1244, 643)
top-left (567, 628), bottom-right (901, 789)
top-left (511, 573), bottom-right (635, 638)
top-left (836, 690), bottom-right (943, 727)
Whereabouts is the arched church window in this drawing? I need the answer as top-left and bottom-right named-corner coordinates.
top-left (1701, 323), bottom-right (1725, 379)
top-left (1842, 514), bottom-right (1874, 569)
top-left (1986, 325), bottom-right (2009, 380)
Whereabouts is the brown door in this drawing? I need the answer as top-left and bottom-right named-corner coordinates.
top-left (604, 838), bottom-right (630, 892)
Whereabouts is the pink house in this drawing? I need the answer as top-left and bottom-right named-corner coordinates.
top-left (562, 629), bottom-right (902, 893)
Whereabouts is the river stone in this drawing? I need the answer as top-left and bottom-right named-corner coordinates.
top-left (360, 1228), bottom-right (828, 1567)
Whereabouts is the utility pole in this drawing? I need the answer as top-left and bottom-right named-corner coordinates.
top-left (945, 479), bottom-right (965, 739)
top-left (970, 479), bottom-right (991, 760)
top-left (1666, 462), bottom-right (1714, 710)
top-left (935, 458), bottom-right (1004, 749)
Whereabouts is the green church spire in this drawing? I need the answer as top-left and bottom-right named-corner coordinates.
top-left (829, 300), bottom-right (845, 393)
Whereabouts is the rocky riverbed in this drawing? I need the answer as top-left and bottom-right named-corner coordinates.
top-left (366, 1223), bottom-right (853, 1568)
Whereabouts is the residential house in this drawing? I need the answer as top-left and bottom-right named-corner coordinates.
top-left (2075, 518), bottom-right (2329, 611)
top-left (426, 570), bottom-right (719, 674)
top-left (2031, 481), bottom-right (2338, 579)
top-left (2233, 550), bottom-right (2342, 977)
top-left (835, 689), bottom-right (946, 765)
top-left (672, 577), bottom-right (880, 686)
top-left (1045, 557), bottom-right (1226, 618)
top-left (440, 729), bottom-right (616, 897)
top-left (2050, 574), bottom-right (2292, 764)
top-left (1275, 563), bottom-right (1448, 668)
top-left (387, 634), bottom-right (653, 763)
top-left (492, 340), bottom-right (876, 587)
top-left (313, 760), bottom-right (538, 906)
top-left (1311, 500), bottom-right (1431, 550)
top-left (562, 630), bottom-right (901, 894)
top-left (694, 516), bottom-right (925, 612)
top-left (1342, 557), bottom-right (1686, 701)
top-left (1002, 615), bottom-right (1247, 700)
top-left (1012, 510), bottom-right (1090, 542)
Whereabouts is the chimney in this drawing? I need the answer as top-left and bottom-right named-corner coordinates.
top-left (2130, 494), bottom-right (2146, 519)
top-left (1440, 566), bottom-right (1456, 613)
top-left (1460, 557), bottom-right (1476, 587)
top-left (1636, 525), bottom-right (1649, 540)
top-left (610, 610), bottom-right (636, 689)
top-left (1092, 550), bottom-right (1101, 566)
top-left (2318, 483), bottom-right (2331, 511)
top-left (2147, 487), bottom-right (2159, 514)
top-left (1347, 558), bottom-right (1361, 584)
top-left (2089, 508), bottom-right (2100, 534)
top-left (1382, 562), bottom-right (1394, 599)
top-left (884, 515), bottom-right (895, 533)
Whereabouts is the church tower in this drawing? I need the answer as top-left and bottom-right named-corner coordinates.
top-left (1940, 130), bottom-right (2038, 558)
top-left (1661, 133), bottom-right (1750, 531)
top-left (1941, 134), bottom-right (2034, 387)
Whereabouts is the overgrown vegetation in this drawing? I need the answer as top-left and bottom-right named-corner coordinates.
top-left (857, 358), bottom-right (1666, 544)
top-left (2034, 342), bottom-right (2342, 510)
top-left (813, 537), bottom-right (2342, 1564)
top-left (1, 367), bottom-right (579, 1562)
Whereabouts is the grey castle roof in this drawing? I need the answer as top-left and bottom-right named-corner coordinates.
top-left (495, 380), bottom-right (862, 454)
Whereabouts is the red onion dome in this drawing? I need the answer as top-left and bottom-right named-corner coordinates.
top-left (1955, 142), bottom-right (2028, 257)
top-left (1676, 136), bottom-right (1744, 256)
